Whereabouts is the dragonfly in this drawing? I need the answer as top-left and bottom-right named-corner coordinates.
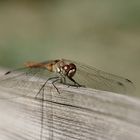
top-left (0, 58), bottom-right (135, 99)
top-left (0, 59), bottom-right (135, 140)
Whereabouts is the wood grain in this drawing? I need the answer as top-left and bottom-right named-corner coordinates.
top-left (0, 69), bottom-right (140, 140)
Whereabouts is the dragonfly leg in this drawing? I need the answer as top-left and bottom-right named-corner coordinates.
top-left (35, 76), bottom-right (59, 98)
top-left (52, 78), bottom-right (61, 94)
top-left (67, 77), bottom-right (84, 87)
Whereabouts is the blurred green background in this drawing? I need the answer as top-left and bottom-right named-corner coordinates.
top-left (0, 0), bottom-right (139, 97)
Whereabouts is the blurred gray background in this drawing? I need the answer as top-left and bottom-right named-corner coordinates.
top-left (0, 0), bottom-right (139, 96)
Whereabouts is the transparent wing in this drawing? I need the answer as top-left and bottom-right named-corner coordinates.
top-left (64, 59), bottom-right (135, 94)
top-left (0, 67), bottom-right (53, 99)
top-left (0, 59), bottom-right (135, 100)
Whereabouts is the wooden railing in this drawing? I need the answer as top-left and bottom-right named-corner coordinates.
top-left (0, 69), bottom-right (140, 140)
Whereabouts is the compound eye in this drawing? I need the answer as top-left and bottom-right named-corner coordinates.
top-left (64, 65), bottom-right (69, 70)
top-left (62, 65), bottom-right (70, 73)
top-left (67, 63), bottom-right (76, 77)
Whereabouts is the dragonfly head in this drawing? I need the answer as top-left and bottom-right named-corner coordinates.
top-left (62, 63), bottom-right (76, 78)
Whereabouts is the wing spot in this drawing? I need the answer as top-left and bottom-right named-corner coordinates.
top-left (125, 78), bottom-right (132, 83)
top-left (117, 82), bottom-right (124, 86)
top-left (5, 71), bottom-right (11, 75)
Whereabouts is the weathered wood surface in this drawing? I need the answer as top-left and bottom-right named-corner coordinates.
top-left (0, 69), bottom-right (140, 140)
